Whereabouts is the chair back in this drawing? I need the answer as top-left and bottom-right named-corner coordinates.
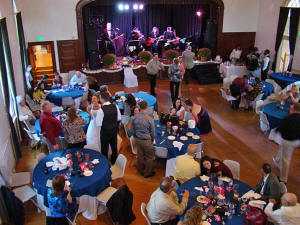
top-left (194, 143), bottom-right (203, 159)
top-left (147, 106), bottom-right (154, 118)
top-left (223, 159), bottom-right (240, 180)
top-left (83, 144), bottom-right (99, 152)
top-left (254, 93), bottom-right (264, 102)
top-left (115, 154), bottom-right (127, 178)
top-left (24, 127), bottom-right (40, 142)
top-left (40, 135), bottom-right (55, 153)
top-left (62, 97), bottom-right (74, 108)
top-left (259, 112), bottom-right (270, 132)
top-left (220, 88), bottom-right (227, 100)
top-left (155, 146), bottom-right (168, 159)
top-left (115, 91), bottom-right (125, 95)
top-left (255, 100), bottom-right (264, 114)
top-left (129, 136), bottom-right (138, 155)
top-left (141, 202), bottom-right (151, 225)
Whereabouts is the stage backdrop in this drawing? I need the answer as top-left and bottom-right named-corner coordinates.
top-left (83, 3), bottom-right (210, 41)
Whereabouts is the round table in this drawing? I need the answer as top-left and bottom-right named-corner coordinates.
top-left (35, 110), bottom-right (90, 135)
top-left (261, 81), bottom-right (274, 100)
top-left (33, 148), bottom-right (111, 220)
top-left (46, 88), bottom-right (85, 106)
top-left (177, 177), bottom-right (253, 225)
top-left (262, 102), bottom-right (290, 129)
top-left (270, 73), bottom-right (300, 89)
top-left (115, 92), bottom-right (158, 111)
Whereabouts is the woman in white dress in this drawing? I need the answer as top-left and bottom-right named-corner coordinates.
top-left (86, 94), bottom-right (103, 151)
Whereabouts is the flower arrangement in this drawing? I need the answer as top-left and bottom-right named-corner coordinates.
top-left (165, 49), bottom-right (179, 61)
top-left (197, 48), bottom-right (211, 61)
top-left (137, 51), bottom-right (153, 64)
top-left (103, 53), bottom-right (117, 68)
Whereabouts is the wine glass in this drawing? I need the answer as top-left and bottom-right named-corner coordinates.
top-left (208, 180), bottom-right (214, 190)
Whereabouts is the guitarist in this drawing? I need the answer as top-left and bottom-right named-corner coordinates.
top-left (163, 27), bottom-right (177, 50)
top-left (148, 27), bottom-right (160, 54)
top-left (100, 22), bottom-right (116, 54)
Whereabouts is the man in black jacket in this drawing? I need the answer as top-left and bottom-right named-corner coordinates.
top-left (273, 103), bottom-right (300, 183)
top-left (256, 163), bottom-right (281, 202)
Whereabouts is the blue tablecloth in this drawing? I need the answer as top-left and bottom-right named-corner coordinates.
top-left (270, 73), bottom-right (300, 89)
top-left (262, 102), bottom-right (290, 129)
top-left (46, 88), bottom-right (85, 106)
top-left (33, 148), bottom-right (111, 207)
top-left (177, 177), bottom-right (253, 225)
top-left (262, 81), bottom-right (274, 100)
top-left (154, 120), bottom-right (201, 160)
top-left (115, 92), bottom-right (158, 112)
top-left (35, 110), bottom-right (91, 135)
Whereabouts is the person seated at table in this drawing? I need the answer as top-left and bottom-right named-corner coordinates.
top-left (200, 156), bottom-right (233, 178)
top-left (126, 106), bottom-right (139, 138)
top-left (185, 99), bottom-right (212, 136)
top-left (174, 144), bottom-right (201, 184)
top-left (230, 44), bottom-right (242, 63)
top-left (177, 205), bottom-right (203, 225)
top-left (256, 163), bottom-right (281, 203)
top-left (33, 81), bottom-right (50, 103)
top-left (243, 77), bottom-right (263, 110)
top-left (173, 98), bottom-right (184, 117)
top-left (69, 71), bottom-right (87, 86)
top-left (51, 72), bottom-right (63, 89)
top-left (230, 75), bottom-right (248, 110)
top-left (281, 85), bottom-right (300, 106)
top-left (38, 74), bottom-right (51, 90)
top-left (264, 192), bottom-right (300, 225)
top-left (40, 101), bottom-right (62, 150)
top-left (63, 107), bottom-right (87, 149)
top-left (123, 93), bottom-right (137, 117)
top-left (99, 85), bottom-right (112, 97)
top-left (147, 177), bottom-right (189, 225)
top-left (46, 174), bottom-right (73, 225)
top-left (179, 99), bottom-right (194, 122)
top-left (247, 50), bottom-right (260, 78)
top-left (16, 95), bottom-right (38, 131)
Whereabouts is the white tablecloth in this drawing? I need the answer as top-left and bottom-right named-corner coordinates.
top-left (219, 64), bottom-right (247, 78)
top-left (124, 67), bottom-right (138, 88)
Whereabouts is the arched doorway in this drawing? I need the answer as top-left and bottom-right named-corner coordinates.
top-left (76, 0), bottom-right (224, 65)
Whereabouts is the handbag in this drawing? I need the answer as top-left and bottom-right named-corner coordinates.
top-left (243, 205), bottom-right (268, 225)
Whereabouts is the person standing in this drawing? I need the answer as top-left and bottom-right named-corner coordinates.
top-left (273, 103), bottom-right (300, 184)
top-left (230, 44), bottom-right (242, 63)
top-left (182, 45), bottom-right (195, 84)
top-left (130, 101), bottom-right (155, 178)
top-left (168, 58), bottom-right (182, 103)
top-left (146, 53), bottom-right (164, 96)
top-left (100, 92), bottom-right (121, 165)
top-left (40, 101), bottom-right (62, 150)
top-left (261, 49), bottom-right (270, 81)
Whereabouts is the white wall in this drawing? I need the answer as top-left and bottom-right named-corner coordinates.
top-left (0, 0), bottom-right (24, 95)
top-left (222, 0), bottom-right (261, 32)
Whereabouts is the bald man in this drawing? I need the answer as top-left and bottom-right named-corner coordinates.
top-left (174, 144), bottom-right (201, 184)
top-left (264, 192), bottom-right (300, 225)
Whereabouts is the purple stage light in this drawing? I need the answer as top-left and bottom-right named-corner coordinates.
top-left (133, 4), bottom-right (138, 10)
top-left (196, 11), bottom-right (202, 17)
top-left (124, 4), bottom-right (130, 10)
top-left (139, 4), bottom-right (144, 10)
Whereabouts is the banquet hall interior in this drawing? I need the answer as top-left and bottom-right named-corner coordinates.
top-left (0, 0), bottom-right (300, 224)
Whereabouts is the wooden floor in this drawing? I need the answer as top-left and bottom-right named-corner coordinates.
top-left (16, 78), bottom-right (300, 225)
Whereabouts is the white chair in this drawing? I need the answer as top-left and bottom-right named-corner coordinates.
top-left (255, 100), bottom-right (265, 115)
top-left (25, 94), bottom-right (41, 112)
top-left (24, 127), bottom-right (40, 154)
top-left (110, 154), bottom-right (127, 180)
top-left (83, 144), bottom-right (99, 152)
top-left (124, 67), bottom-right (138, 88)
top-left (194, 143), bottom-right (203, 159)
top-left (115, 91), bottom-right (125, 96)
top-left (259, 112), bottom-right (270, 133)
top-left (62, 97), bottom-right (74, 108)
top-left (251, 93), bottom-right (264, 110)
top-left (223, 160), bottom-right (240, 180)
top-left (138, 91), bottom-right (147, 93)
top-left (220, 88), bottom-right (236, 102)
top-left (40, 135), bottom-right (55, 153)
top-left (141, 202), bottom-right (151, 225)
top-left (155, 146), bottom-right (168, 159)
top-left (9, 172), bottom-right (31, 187)
top-left (147, 106), bottom-right (154, 118)
top-left (265, 79), bottom-right (282, 93)
top-left (96, 186), bottom-right (118, 205)
top-left (129, 136), bottom-right (137, 155)
top-left (13, 185), bottom-right (41, 213)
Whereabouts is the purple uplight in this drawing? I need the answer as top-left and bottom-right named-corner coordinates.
top-left (196, 11), bottom-right (202, 17)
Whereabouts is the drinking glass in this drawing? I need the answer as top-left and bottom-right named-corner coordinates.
top-left (85, 154), bottom-right (90, 162)
top-left (208, 180), bottom-right (214, 190)
top-left (218, 178), bottom-right (224, 187)
top-left (233, 184), bottom-right (239, 191)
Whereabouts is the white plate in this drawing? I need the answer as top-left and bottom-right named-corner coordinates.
top-left (180, 136), bottom-right (188, 141)
top-left (249, 200), bottom-right (266, 205)
top-left (92, 159), bottom-right (99, 164)
top-left (186, 132), bottom-right (194, 137)
top-left (168, 136), bottom-right (176, 140)
top-left (192, 135), bottom-right (200, 140)
top-left (201, 221), bottom-right (211, 225)
top-left (65, 181), bottom-right (71, 186)
top-left (46, 162), bottom-right (54, 167)
top-left (84, 170), bottom-right (93, 176)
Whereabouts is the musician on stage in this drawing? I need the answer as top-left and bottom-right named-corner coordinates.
top-left (100, 22), bottom-right (116, 55)
top-left (163, 27), bottom-right (176, 40)
top-left (131, 27), bottom-right (144, 41)
top-left (148, 27), bottom-right (160, 54)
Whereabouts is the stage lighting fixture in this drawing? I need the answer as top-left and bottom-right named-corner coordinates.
top-left (196, 11), bottom-right (202, 17)
top-left (133, 4), bottom-right (138, 10)
top-left (118, 4), bottom-right (124, 11)
top-left (124, 4), bottom-right (130, 10)
top-left (139, 4), bottom-right (144, 10)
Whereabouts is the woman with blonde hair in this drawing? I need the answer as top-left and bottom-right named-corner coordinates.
top-left (281, 85), bottom-right (300, 106)
top-left (63, 107), bottom-right (87, 148)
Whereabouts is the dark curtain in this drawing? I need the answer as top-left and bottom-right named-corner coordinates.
top-left (272, 7), bottom-right (290, 71)
top-left (0, 18), bottom-right (22, 158)
top-left (15, 12), bottom-right (29, 92)
top-left (287, 8), bottom-right (300, 71)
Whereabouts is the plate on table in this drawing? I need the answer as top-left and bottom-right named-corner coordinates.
top-left (116, 99), bottom-right (122, 102)
top-left (186, 132), bottom-right (194, 137)
top-left (180, 136), bottom-right (188, 141)
top-left (92, 159), bottom-right (99, 164)
top-left (197, 195), bottom-right (209, 204)
top-left (168, 136), bottom-right (176, 140)
top-left (192, 135), bottom-right (200, 140)
top-left (249, 200), bottom-right (266, 209)
top-left (201, 221), bottom-right (211, 225)
top-left (46, 162), bottom-right (54, 167)
top-left (83, 170), bottom-right (93, 176)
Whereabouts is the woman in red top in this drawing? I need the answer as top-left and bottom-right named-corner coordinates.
top-left (200, 155), bottom-right (233, 178)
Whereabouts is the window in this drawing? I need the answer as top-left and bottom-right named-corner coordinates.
top-left (287, 0), bottom-right (300, 8)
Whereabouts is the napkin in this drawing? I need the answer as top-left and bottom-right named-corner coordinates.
top-left (200, 175), bottom-right (210, 182)
top-left (194, 187), bottom-right (204, 192)
top-left (242, 190), bottom-right (261, 199)
top-left (218, 177), bottom-right (232, 182)
top-left (52, 157), bottom-right (69, 171)
top-left (46, 179), bottom-right (52, 188)
top-left (172, 141), bottom-right (184, 151)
